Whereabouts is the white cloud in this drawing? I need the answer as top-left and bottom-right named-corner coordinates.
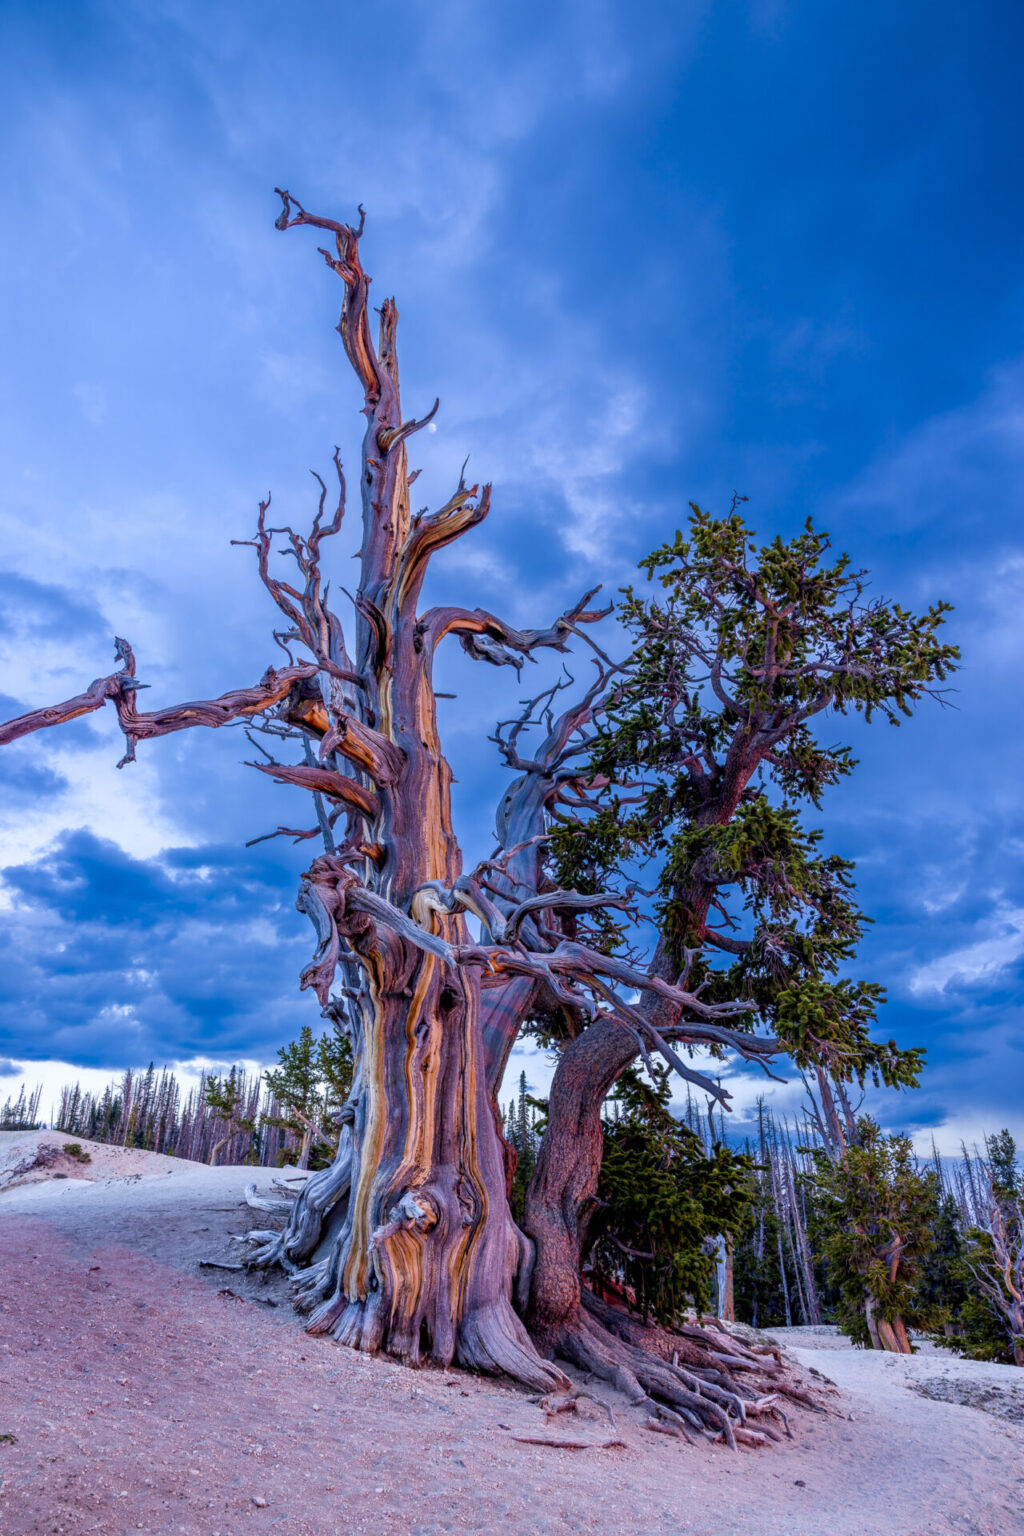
top-left (0, 732), bottom-right (195, 872)
top-left (909, 905), bottom-right (1024, 996)
top-left (909, 1107), bottom-right (1024, 1160)
top-left (920, 880), bottom-right (968, 916)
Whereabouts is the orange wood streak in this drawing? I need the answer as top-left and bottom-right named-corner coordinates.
top-left (381, 1228), bottom-right (428, 1330)
top-left (399, 957), bottom-right (443, 1187)
top-left (286, 698), bottom-right (330, 735)
top-left (319, 716), bottom-right (404, 783)
top-left (392, 487), bottom-right (490, 618)
top-left (450, 976), bottom-right (492, 1325)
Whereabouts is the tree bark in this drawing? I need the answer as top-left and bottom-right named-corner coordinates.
top-left (524, 1013), bottom-right (637, 1351)
top-left (522, 757), bottom-right (756, 1358)
top-left (0, 194), bottom-right (797, 1435)
top-left (890, 1315), bottom-right (912, 1354)
top-left (875, 1315), bottom-right (911, 1354)
top-left (295, 943), bottom-right (559, 1385)
top-left (715, 1235), bottom-right (735, 1323)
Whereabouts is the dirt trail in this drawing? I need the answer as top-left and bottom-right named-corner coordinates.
top-left (0, 1141), bottom-right (1021, 1535)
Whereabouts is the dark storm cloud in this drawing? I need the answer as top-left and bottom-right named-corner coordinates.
top-left (0, 830), bottom-right (317, 1068)
top-left (0, 572), bottom-right (107, 643)
top-left (0, 753), bottom-right (68, 804)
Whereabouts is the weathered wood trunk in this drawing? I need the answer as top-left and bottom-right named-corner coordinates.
top-left (864, 1293), bottom-right (882, 1349)
top-left (715, 1235), bottom-right (735, 1323)
top-left (0, 194), bottom-right (799, 1435)
top-left (523, 827), bottom-right (735, 1350)
top-left (875, 1314), bottom-right (912, 1354)
top-left (301, 949), bottom-right (553, 1383)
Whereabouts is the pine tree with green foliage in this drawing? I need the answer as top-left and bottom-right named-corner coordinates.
top-left (808, 1117), bottom-right (938, 1351)
top-left (917, 1192), bottom-right (970, 1341)
top-left (524, 500), bottom-right (955, 1397)
top-left (264, 1023), bottom-right (353, 1169)
top-left (504, 1071), bottom-right (541, 1222)
top-left (202, 1067), bottom-right (257, 1167)
top-left (0, 1084), bottom-right (43, 1131)
top-left (589, 1066), bottom-right (754, 1325)
top-left (547, 504), bottom-right (952, 1100)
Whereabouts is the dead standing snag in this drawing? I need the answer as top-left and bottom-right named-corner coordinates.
top-left (3, 195), bottom-right (815, 1437)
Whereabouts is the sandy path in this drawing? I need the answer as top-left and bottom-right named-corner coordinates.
top-left (0, 1147), bottom-right (1022, 1536)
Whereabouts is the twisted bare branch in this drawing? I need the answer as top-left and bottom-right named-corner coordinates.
top-left (0, 637), bottom-right (318, 767)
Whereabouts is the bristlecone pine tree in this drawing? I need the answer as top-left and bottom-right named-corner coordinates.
top-left (523, 501), bottom-right (956, 1384)
top-left (808, 1118), bottom-right (939, 1353)
top-left (203, 1068), bottom-right (257, 1168)
top-left (0, 193), bottom-right (956, 1441)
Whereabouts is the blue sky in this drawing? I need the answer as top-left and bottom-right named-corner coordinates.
top-left (1, 0), bottom-right (1022, 1148)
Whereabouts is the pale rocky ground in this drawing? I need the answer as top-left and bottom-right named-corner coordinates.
top-left (1, 1130), bottom-right (1022, 1536)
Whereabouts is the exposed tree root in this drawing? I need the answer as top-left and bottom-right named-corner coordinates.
top-left (537, 1289), bottom-right (818, 1447)
top-left (529, 1388), bottom-right (617, 1431)
top-left (589, 1292), bottom-right (821, 1413)
top-left (297, 1271), bottom-right (571, 1390)
top-left (241, 1136), bottom-right (353, 1271)
top-left (234, 1178), bottom-right (818, 1441)
top-left (645, 1413), bottom-right (695, 1445)
top-left (235, 1174), bottom-right (569, 1392)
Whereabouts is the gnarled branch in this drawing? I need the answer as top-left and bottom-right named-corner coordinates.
top-left (249, 760), bottom-right (379, 821)
top-left (0, 637), bottom-right (318, 767)
top-left (421, 586), bottom-right (611, 673)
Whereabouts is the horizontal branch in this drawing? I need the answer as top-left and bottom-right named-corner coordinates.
top-left (453, 938), bottom-right (776, 1063)
top-left (0, 638), bottom-right (319, 767)
top-left (421, 587), bottom-right (611, 673)
top-left (0, 672), bottom-right (122, 745)
top-left (503, 889), bottom-right (633, 944)
top-left (250, 760), bottom-right (379, 820)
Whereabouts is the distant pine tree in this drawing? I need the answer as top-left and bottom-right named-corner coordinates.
top-left (263, 1023), bottom-right (353, 1169)
top-left (505, 1072), bottom-right (541, 1221)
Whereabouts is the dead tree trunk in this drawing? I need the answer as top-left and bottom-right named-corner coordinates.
top-left (2, 193), bottom-right (783, 1422)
